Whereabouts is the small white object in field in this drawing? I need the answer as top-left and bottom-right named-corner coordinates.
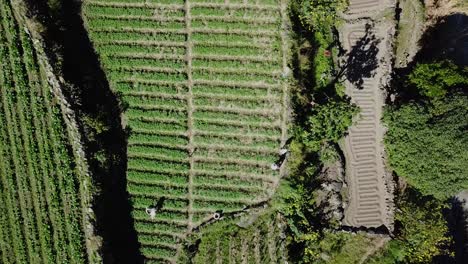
top-left (281, 67), bottom-right (291, 78)
top-left (145, 208), bottom-right (156, 220)
top-left (271, 163), bottom-right (279, 171)
top-left (213, 213), bottom-right (221, 220)
top-left (279, 148), bottom-right (288, 155)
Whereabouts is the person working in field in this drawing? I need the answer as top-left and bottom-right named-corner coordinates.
top-left (145, 197), bottom-right (166, 220)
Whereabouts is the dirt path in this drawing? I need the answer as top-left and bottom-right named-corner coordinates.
top-left (184, 0), bottom-right (195, 233)
top-left (394, 0), bottom-right (425, 68)
top-left (339, 0), bottom-right (395, 230)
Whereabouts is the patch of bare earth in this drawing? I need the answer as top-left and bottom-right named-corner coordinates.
top-left (339, 0), bottom-right (396, 231)
top-left (425, 0), bottom-right (468, 26)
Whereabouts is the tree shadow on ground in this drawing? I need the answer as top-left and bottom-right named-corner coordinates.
top-left (337, 23), bottom-right (381, 90)
top-left (387, 14), bottom-right (468, 105)
top-left (288, 3), bottom-right (317, 126)
top-left (24, 0), bottom-right (144, 263)
top-left (61, 1), bottom-right (143, 263)
top-left (415, 13), bottom-right (468, 66)
top-left (446, 194), bottom-right (468, 263)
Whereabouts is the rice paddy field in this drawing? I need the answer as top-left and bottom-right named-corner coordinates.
top-left (0, 0), bottom-right (91, 263)
top-left (82, 0), bottom-right (290, 262)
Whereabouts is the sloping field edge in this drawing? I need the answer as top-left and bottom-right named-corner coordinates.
top-left (11, 0), bottom-right (103, 262)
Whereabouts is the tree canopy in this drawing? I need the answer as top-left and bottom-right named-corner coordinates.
top-left (298, 100), bottom-right (358, 152)
top-left (298, 0), bottom-right (347, 30)
top-left (384, 93), bottom-right (468, 199)
top-left (408, 60), bottom-right (468, 98)
top-left (367, 189), bottom-right (454, 264)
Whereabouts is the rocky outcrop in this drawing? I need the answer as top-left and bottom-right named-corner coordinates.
top-left (315, 159), bottom-right (347, 225)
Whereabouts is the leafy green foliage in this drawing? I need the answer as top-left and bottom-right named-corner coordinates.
top-left (292, 0), bottom-right (346, 92)
top-left (367, 189), bottom-right (454, 264)
top-left (277, 181), bottom-right (314, 237)
top-left (298, 0), bottom-right (347, 31)
top-left (395, 191), bottom-right (453, 263)
top-left (308, 231), bottom-right (376, 264)
top-left (294, 230), bottom-right (379, 264)
top-left (366, 240), bottom-right (406, 264)
top-left (408, 60), bottom-right (468, 98)
top-left (314, 42), bottom-right (335, 89)
top-left (277, 182), bottom-right (340, 263)
top-left (318, 142), bottom-right (340, 165)
top-left (384, 93), bottom-right (468, 199)
top-left (191, 211), bottom-right (287, 263)
top-left (298, 100), bottom-right (358, 152)
top-left (277, 183), bottom-right (376, 264)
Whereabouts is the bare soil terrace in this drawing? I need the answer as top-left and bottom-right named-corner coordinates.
top-left (339, 0), bottom-right (396, 231)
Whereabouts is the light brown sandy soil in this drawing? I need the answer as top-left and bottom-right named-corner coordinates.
top-left (339, 0), bottom-right (396, 230)
top-left (425, 0), bottom-right (468, 26)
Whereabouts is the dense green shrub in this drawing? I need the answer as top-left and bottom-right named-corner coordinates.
top-left (298, 100), bottom-right (358, 152)
top-left (408, 60), bottom-right (468, 98)
top-left (292, 0), bottom-right (348, 91)
top-left (288, 230), bottom-right (374, 263)
top-left (395, 191), bottom-right (453, 263)
top-left (298, 0), bottom-right (347, 31)
top-left (367, 189), bottom-right (454, 264)
top-left (384, 93), bottom-right (468, 199)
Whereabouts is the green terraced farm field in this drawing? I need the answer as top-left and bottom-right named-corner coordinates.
top-left (0, 0), bottom-right (93, 263)
top-left (83, 0), bottom-right (290, 262)
top-left (194, 212), bottom-right (287, 263)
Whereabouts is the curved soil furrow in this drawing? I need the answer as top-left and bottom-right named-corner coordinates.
top-left (340, 0), bottom-right (395, 231)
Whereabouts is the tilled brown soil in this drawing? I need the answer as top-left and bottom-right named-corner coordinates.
top-left (339, 0), bottom-right (396, 231)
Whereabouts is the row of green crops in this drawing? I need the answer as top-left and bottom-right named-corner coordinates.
top-left (193, 212), bottom-right (287, 264)
top-left (0, 1), bottom-right (89, 263)
top-left (83, 0), bottom-right (287, 262)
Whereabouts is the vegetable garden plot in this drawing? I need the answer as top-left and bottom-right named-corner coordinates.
top-left (83, 0), bottom-right (289, 261)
